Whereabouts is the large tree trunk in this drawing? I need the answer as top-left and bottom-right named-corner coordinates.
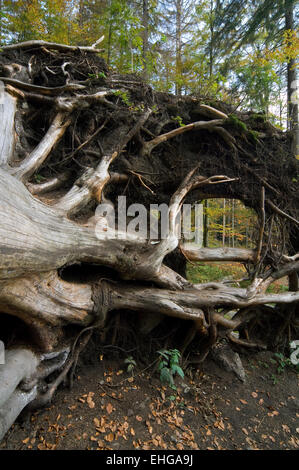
top-left (142, 0), bottom-right (150, 81)
top-left (0, 40), bottom-right (298, 441)
top-left (285, 0), bottom-right (298, 157)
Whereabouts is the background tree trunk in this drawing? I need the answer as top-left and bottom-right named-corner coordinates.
top-left (285, 0), bottom-right (298, 156)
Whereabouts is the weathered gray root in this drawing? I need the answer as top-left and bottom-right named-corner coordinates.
top-left (0, 85), bottom-right (17, 167)
top-left (0, 349), bottom-right (39, 441)
top-left (0, 347), bottom-right (70, 441)
top-left (0, 387), bottom-right (38, 442)
top-left (0, 349), bottom-right (39, 408)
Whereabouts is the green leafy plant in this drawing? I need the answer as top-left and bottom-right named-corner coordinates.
top-left (172, 115), bottom-right (185, 127)
top-left (113, 90), bottom-right (132, 107)
top-left (269, 352), bottom-right (298, 384)
top-left (266, 283), bottom-right (288, 294)
top-left (88, 72), bottom-right (106, 80)
top-left (257, 360), bottom-right (269, 369)
top-left (157, 349), bottom-right (184, 390)
top-left (124, 356), bottom-right (136, 375)
top-left (130, 103), bottom-right (145, 112)
top-left (271, 373), bottom-right (278, 385)
top-left (34, 174), bottom-right (45, 183)
top-left (273, 352), bottom-right (294, 374)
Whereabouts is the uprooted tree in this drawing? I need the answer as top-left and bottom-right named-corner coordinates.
top-left (0, 40), bottom-right (298, 440)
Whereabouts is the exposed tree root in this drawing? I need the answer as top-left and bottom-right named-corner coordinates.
top-left (0, 41), bottom-right (298, 440)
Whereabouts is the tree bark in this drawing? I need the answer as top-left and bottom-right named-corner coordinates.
top-left (142, 0), bottom-right (150, 80)
top-left (285, 0), bottom-right (298, 156)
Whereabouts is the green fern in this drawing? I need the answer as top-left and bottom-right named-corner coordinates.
top-left (157, 349), bottom-right (184, 391)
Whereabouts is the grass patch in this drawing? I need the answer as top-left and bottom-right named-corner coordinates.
top-left (186, 262), bottom-right (245, 284)
top-left (187, 262), bottom-right (289, 293)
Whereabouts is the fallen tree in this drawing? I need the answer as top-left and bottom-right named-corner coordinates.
top-left (0, 40), bottom-right (298, 441)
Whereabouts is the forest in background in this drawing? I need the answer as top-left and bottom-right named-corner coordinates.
top-left (200, 199), bottom-right (257, 248)
top-left (0, 0), bottom-right (298, 131)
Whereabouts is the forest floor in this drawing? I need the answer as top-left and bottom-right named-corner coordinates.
top-left (186, 261), bottom-right (289, 293)
top-left (0, 263), bottom-right (296, 451)
top-left (1, 348), bottom-right (298, 451)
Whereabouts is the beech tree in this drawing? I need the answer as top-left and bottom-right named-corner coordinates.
top-left (214, 0), bottom-right (298, 150)
top-left (0, 40), bottom-right (298, 441)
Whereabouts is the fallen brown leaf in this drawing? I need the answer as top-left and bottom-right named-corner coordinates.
top-left (106, 403), bottom-right (113, 415)
top-left (105, 433), bottom-right (114, 442)
top-left (282, 424), bottom-right (290, 433)
top-left (214, 420), bottom-right (225, 430)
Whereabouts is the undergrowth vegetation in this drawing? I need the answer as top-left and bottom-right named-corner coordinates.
top-left (187, 262), bottom-right (289, 294)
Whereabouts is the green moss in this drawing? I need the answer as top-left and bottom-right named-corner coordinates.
top-left (250, 113), bottom-right (267, 123)
top-left (248, 130), bottom-right (260, 143)
top-left (227, 114), bottom-right (248, 133)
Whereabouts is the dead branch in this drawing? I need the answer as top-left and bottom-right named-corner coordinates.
top-left (0, 84), bottom-right (17, 167)
top-left (227, 333), bottom-right (267, 350)
top-left (54, 109), bottom-right (152, 215)
top-left (0, 76), bottom-right (86, 96)
top-left (141, 119), bottom-right (226, 156)
top-left (1, 40), bottom-right (104, 54)
top-left (266, 199), bottom-right (299, 226)
top-left (109, 283), bottom-right (299, 319)
top-left (255, 186), bottom-right (265, 264)
top-left (26, 172), bottom-right (71, 195)
top-left (180, 246), bottom-right (256, 263)
top-left (12, 112), bottom-right (72, 181)
top-left (196, 104), bottom-right (228, 120)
